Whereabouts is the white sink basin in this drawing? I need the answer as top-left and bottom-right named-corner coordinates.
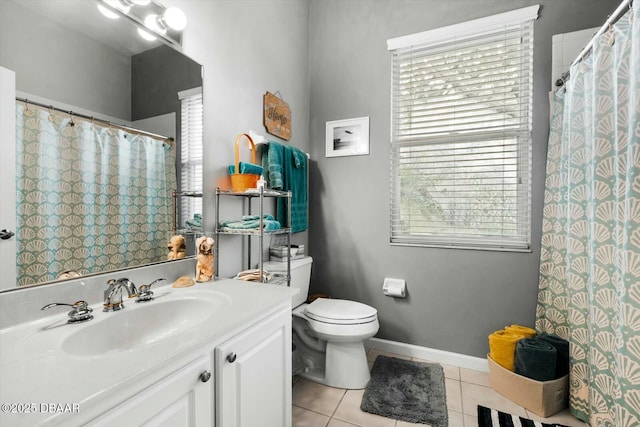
top-left (61, 293), bottom-right (228, 357)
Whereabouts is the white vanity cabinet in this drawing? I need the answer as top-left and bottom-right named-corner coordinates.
top-left (0, 281), bottom-right (296, 427)
top-left (85, 302), bottom-right (292, 427)
top-left (216, 305), bottom-right (292, 427)
top-left (87, 355), bottom-right (213, 426)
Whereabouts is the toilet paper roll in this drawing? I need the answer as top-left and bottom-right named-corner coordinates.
top-left (383, 278), bottom-right (406, 298)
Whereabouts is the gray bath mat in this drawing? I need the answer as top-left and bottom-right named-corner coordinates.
top-left (360, 356), bottom-right (448, 427)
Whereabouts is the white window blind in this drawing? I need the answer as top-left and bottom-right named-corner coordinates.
top-left (388, 7), bottom-right (537, 251)
top-left (179, 87), bottom-right (203, 228)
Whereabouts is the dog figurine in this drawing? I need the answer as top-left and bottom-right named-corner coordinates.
top-left (195, 236), bottom-right (215, 282)
top-left (167, 235), bottom-right (186, 260)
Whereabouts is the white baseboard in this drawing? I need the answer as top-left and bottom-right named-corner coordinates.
top-left (365, 337), bottom-right (489, 373)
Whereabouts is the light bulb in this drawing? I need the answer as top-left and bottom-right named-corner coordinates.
top-left (97, 4), bottom-right (119, 19)
top-left (163, 7), bottom-right (187, 31)
top-left (144, 14), bottom-right (166, 35)
top-left (137, 28), bottom-right (157, 41)
top-left (104, 0), bottom-right (130, 14)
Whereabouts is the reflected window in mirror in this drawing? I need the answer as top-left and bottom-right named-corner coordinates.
top-left (177, 87), bottom-right (203, 234)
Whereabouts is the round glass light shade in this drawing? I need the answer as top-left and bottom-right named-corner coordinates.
top-left (163, 7), bottom-right (187, 31)
top-left (97, 4), bottom-right (119, 19)
top-left (104, 0), bottom-right (130, 14)
top-left (137, 28), bottom-right (157, 41)
top-left (144, 14), bottom-right (166, 35)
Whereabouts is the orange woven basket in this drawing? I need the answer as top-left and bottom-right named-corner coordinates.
top-left (230, 133), bottom-right (260, 192)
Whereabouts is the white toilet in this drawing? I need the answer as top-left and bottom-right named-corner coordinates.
top-left (263, 256), bottom-right (379, 389)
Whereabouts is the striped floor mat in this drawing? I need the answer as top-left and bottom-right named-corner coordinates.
top-left (477, 406), bottom-right (570, 427)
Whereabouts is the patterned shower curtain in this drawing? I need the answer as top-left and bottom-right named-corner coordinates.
top-left (15, 104), bottom-right (177, 286)
top-left (536, 5), bottom-right (639, 427)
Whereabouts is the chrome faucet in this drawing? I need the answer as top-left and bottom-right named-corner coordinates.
top-left (136, 278), bottom-right (166, 302)
top-left (103, 278), bottom-right (138, 312)
top-left (41, 300), bottom-right (93, 323)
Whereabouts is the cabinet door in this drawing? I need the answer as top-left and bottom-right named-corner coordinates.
top-left (88, 355), bottom-right (213, 427)
top-left (216, 307), bottom-right (292, 427)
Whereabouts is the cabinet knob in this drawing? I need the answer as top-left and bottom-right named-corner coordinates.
top-left (226, 352), bottom-right (237, 363)
top-left (199, 370), bottom-right (211, 382)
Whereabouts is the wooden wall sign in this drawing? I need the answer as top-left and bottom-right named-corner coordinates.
top-left (263, 91), bottom-right (291, 140)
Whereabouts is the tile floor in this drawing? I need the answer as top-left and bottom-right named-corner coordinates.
top-left (292, 348), bottom-right (587, 427)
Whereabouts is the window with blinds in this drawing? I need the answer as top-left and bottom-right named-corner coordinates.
top-left (387, 6), bottom-right (538, 251)
top-left (179, 87), bottom-right (203, 228)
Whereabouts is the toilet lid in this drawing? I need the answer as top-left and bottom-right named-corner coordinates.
top-left (305, 299), bottom-right (377, 325)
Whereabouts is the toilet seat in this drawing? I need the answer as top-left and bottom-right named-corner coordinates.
top-left (304, 299), bottom-right (377, 325)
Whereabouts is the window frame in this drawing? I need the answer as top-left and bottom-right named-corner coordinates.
top-left (178, 86), bottom-right (203, 231)
top-left (387, 6), bottom-right (539, 252)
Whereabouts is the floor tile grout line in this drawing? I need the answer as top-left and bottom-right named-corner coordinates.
top-left (332, 387), bottom-right (349, 418)
top-left (458, 377), bottom-right (466, 421)
top-left (292, 403), bottom-right (336, 424)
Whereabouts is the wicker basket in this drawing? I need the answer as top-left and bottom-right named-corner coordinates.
top-left (230, 133), bottom-right (260, 192)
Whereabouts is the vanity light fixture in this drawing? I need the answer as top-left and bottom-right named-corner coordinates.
top-left (97, 4), bottom-right (121, 19)
top-left (98, 0), bottom-right (131, 18)
top-left (137, 28), bottom-right (157, 41)
top-left (144, 7), bottom-right (188, 34)
top-left (97, 0), bottom-right (187, 45)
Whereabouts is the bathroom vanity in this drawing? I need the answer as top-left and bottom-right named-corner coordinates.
top-left (0, 279), bottom-right (297, 427)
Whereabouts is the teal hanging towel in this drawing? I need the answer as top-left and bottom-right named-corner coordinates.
top-left (262, 141), bottom-right (308, 233)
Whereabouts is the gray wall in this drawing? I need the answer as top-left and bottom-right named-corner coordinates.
top-left (306, 0), bottom-right (618, 358)
top-left (131, 45), bottom-right (202, 121)
top-left (0, 0), bottom-right (131, 120)
top-left (174, 0), bottom-right (311, 278)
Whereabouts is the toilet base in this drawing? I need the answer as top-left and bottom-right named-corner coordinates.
top-left (296, 337), bottom-right (371, 389)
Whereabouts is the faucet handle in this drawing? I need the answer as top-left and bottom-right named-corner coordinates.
top-left (136, 278), bottom-right (166, 302)
top-left (41, 300), bottom-right (94, 323)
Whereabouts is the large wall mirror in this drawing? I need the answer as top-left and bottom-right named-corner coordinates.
top-left (0, 0), bottom-right (203, 291)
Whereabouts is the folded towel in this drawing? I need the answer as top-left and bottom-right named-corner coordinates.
top-left (242, 214), bottom-right (275, 221)
top-left (505, 325), bottom-right (536, 338)
top-left (262, 141), bottom-right (284, 189)
top-left (220, 215), bottom-right (280, 232)
top-left (228, 162), bottom-right (264, 176)
top-left (489, 330), bottom-right (524, 371)
top-left (185, 213), bottom-right (202, 228)
top-left (537, 333), bottom-right (570, 378)
top-left (514, 337), bottom-right (557, 381)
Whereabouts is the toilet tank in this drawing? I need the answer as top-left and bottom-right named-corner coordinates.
top-left (263, 256), bottom-right (312, 308)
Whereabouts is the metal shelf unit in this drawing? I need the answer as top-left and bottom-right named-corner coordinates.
top-left (172, 190), bottom-right (203, 234)
top-left (214, 187), bottom-right (292, 284)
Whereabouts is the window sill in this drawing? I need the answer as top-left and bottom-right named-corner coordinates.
top-left (390, 242), bottom-right (532, 253)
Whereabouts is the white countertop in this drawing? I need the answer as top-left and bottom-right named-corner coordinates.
top-left (0, 279), bottom-right (297, 426)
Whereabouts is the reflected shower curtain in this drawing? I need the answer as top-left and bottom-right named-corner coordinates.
top-left (15, 104), bottom-right (176, 285)
top-left (536, 5), bottom-right (639, 427)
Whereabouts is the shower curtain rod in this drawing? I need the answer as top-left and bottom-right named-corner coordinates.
top-left (15, 96), bottom-right (174, 145)
top-left (555, 0), bottom-right (632, 88)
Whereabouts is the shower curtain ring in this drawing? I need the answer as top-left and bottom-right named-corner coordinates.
top-left (606, 24), bottom-right (615, 46)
